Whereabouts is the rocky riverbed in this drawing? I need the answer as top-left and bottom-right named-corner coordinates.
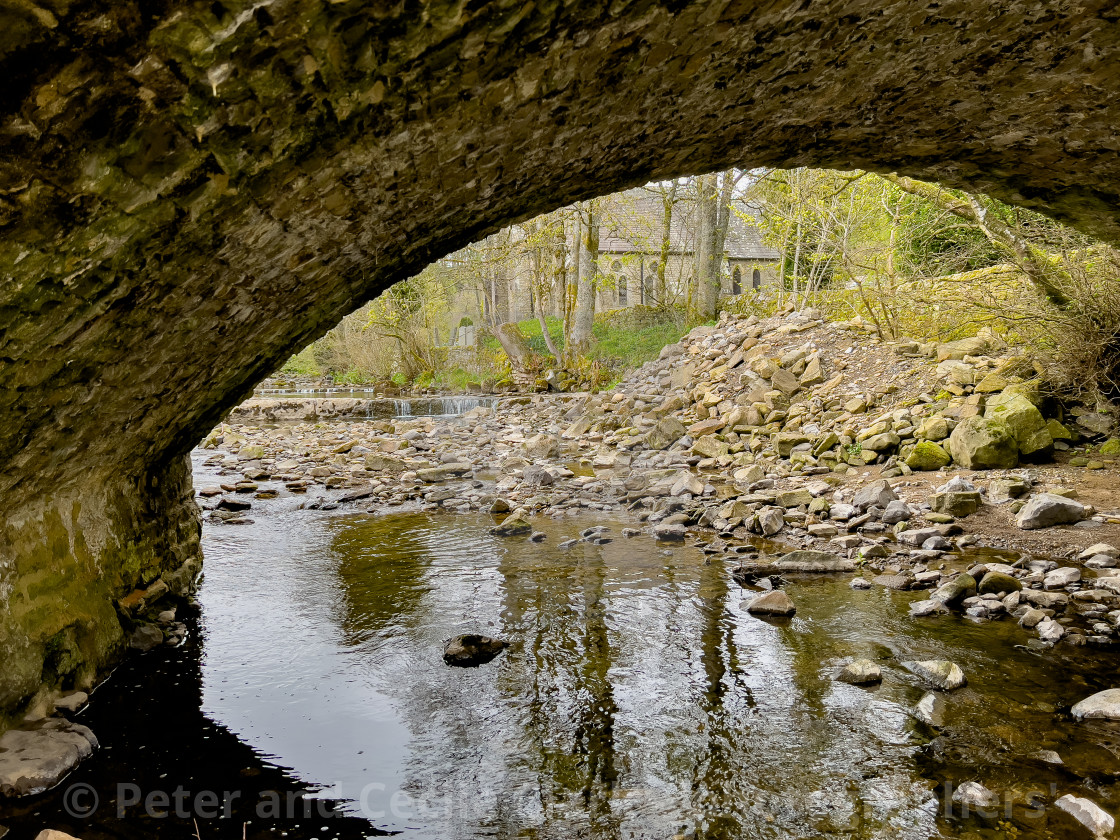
top-left (8, 308), bottom-right (1120, 838)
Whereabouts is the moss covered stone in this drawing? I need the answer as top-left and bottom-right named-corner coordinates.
top-left (906, 440), bottom-right (952, 471)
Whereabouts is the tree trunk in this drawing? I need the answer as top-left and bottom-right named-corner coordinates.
top-left (690, 174), bottom-right (720, 323)
top-left (538, 309), bottom-right (560, 358)
top-left (656, 181), bottom-right (677, 306)
top-left (494, 321), bottom-right (534, 388)
top-left (570, 203), bottom-right (598, 357)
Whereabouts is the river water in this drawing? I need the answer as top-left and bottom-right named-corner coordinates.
top-left (3, 454), bottom-right (1120, 839)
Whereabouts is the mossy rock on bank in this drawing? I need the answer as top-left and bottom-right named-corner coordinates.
top-left (906, 440), bottom-right (951, 471)
top-left (985, 391), bottom-right (1053, 460)
top-left (948, 416), bottom-right (1019, 470)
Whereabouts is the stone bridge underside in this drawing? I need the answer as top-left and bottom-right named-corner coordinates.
top-left (2, 0), bottom-right (1120, 720)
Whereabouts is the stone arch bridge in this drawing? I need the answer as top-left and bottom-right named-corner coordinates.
top-left (1, 0), bottom-right (1119, 722)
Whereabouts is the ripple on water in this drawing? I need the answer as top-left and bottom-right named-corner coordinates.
top-left (190, 455), bottom-right (1120, 837)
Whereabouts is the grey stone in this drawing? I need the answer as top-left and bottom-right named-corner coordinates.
top-left (837, 659), bottom-right (882, 684)
top-left (1016, 494), bottom-right (1089, 529)
top-left (853, 479), bottom-right (898, 512)
top-left (903, 659), bottom-right (967, 690)
top-left (129, 624), bottom-right (164, 652)
top-left (0, 719), bottom-right (99, 797)
top-left (915, 692), bottom-right (946, 726)
top-left (747, 589), bottom-right (796, 616)
top-left (1043, 567), bottom-right (1081, 589)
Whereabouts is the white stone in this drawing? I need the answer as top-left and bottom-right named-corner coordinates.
top-left (904, 659), bottom-right (967, 690)
top-left (1044, 567), bottom-right (1082, 589)
top-left (952, 781), bottom-right (999, 810)
top-left (1055, 794), bottom-right (1115, 837)
top-left (1072, 688), bottom-right (1120, 720)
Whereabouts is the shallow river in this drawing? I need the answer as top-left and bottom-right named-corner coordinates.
top-left (4, 455), bottom-right (1120, 840)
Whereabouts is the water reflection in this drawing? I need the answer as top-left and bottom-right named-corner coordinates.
top-left (195, 484), bottom-right (1120, 839)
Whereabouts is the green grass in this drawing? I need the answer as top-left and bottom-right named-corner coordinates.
top-left (591, 318), bottom-right (687, 369)
top-left (490, 308), bottom-right (687, 374)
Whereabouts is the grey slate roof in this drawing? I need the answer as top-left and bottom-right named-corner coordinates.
top-left (597, 188), bottom-right (779, 261)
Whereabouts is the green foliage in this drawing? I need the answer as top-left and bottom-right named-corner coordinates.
top-left (280, 344), bottom-right (321, 376)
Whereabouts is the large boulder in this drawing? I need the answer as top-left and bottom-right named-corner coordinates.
top-left (0, 720), bottom-right (99, 797)
top-left (906, 440), bottom-right (951, 471)
top-left (985, 391), bottom-right (1053, 460)
top-left (522, 433), bottom-right (560, 459)
top-left (948, 416), bottom-right (1019, 470)
top-left (1015, 493), bottom-right (1090, 529)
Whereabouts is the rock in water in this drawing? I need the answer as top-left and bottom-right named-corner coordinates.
top-left (931, 573), bottom-right (977, 607)
top-left (838, 659), bottom-right (882, 684)
top-left (1054, 795), bottom-right (1115, 837)
top-left (915, 692), bottom-right (946, 726)
top-left (1071, 688), bottom-right (1120, 720)
top-left (977, 571), bottom-right (1021, 595)
top-left (903, 659), bottom-right (967, 690)
top-left (746, 590), bottom-right (796, 616)
top-left (489, 509), bottom-right (532, 536)
top-left (952, 781), bottom-right (999, 811)
top-left (653, 522), bottom-right (687, 541)
top-left (34, 832), bottom-right (83, 840)
top-left (0, 720), bottom-right (99, 797)
top-left (443, 634), bottom-right (509, 667)
top-left (1016, 494), bottom-right (1089, 529)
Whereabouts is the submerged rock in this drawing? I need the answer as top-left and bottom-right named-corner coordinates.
top-left (443, 634), bottom-right (509, 667)
top-left (0, 720), bottom-right (99, 797)
top-left (837, 659), bottom-right (882, 685)
top-left (952, 781), bottom-right (999, 811)
top-left (903, 659), bottom-right (967, 690)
